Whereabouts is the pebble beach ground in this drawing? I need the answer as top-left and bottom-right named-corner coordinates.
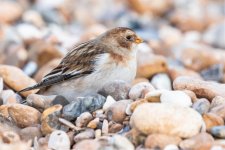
top-left (0, 0), bottom-right (225, 150)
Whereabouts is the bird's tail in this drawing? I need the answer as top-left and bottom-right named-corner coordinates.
top-left (17, 84), bottom-right (40, 94)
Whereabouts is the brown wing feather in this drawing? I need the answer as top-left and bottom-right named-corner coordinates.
top-left (18, 39), bottom-right (106, 93)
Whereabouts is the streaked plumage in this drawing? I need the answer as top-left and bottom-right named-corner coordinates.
top-left (19, 27), bottom-right (143, 101)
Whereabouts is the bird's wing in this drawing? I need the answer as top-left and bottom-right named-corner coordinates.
top-left (18, 40), bottom-right (105, 93)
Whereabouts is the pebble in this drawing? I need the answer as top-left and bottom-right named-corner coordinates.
top-left (200, 64), bottom-right (224, 82)
top-left (203, 22), bottom-right (225, 49)
top-left (73, 139), bottom-right (100, 150)
top-left (164, 145), bottom-right (179, 150)
top-left (128, 82), bottom-right (155, 100)
top-left (136, 52), bottom-right (168, 78)
top-left (203, 113), bottom-right (224, 130)
top-left (0, 1), bottom-right (23, 24)
top-left (106, 100), bottom-right (132, 123)
top-left (109, 135), bottom-right (135, 150)
top-left (144, 90), bottom-right (163, 102)
top-left (151, 73), bottom-right (172, 90)
top-left (182, 90), bottom-right (198, 103)
top-left (130, 103), bottom-right (203, 138)
top-left (74, 129), bottom-right (95, 143)
top-left (102, 96), bottom-right (116, 111)
top-left (0, 77), bottom-right (3, 93)
top-left (209, 126), bottom-right (225, 138)
top-left (173, 76), bottom-right (225, 100)
top-left (63, 94), bottom-right (106, 120)
top-left (41, 105), bottom-right (63, 135)
top-left (75, 112), bottom-right (93, 128)
top-left (95, 129), bottom-right (101, 138)
top-left (87, 118), bottom-right (99, 129)
top-left (192, 98), bottom-right (210, 114)
top-left (48, 130), bottom-right (70, 150)
top-left (210, 96), bottom-right (225, 110)
top-left (168, 67), bottom-right (202, 81)
top-left (2, 131), bottom-right (20, 143)
top-left (108, 122), bottom-right (123, 133)
top-left (0, 65), bottom-right (38, 97)
top-left (179, 132), bottom-right (214, 150)
top-left (8, 104), bottom-right (41, 128)
top-left (0, 90), bottom-right (18, 104)
top-left (98, 80), bottom-right (130, 101)
top-left (28, 40), bottom-right (63, 67)
top-left (19, 126), bottom-right (42, 141)
top-left (26, 94), bottom-right (57, 111)
top-left (160, 90), bottom-right (192, 107)
top-left (210, 104), bottom-right (225, 120)
top-left (102, 119), bottom-right (109, 135)
top-left (144, 133), bottom-right (181, 149)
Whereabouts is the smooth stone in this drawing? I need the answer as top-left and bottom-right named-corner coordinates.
top-left (182, 90), bottom-right (198, 103)
top-left (151, 73), bottom-right (172, 90)
top-left (41, 105), bottom-right (66, 135)
top-left (128, 82), bottom-right (155, 100)
top-left (102, 119), bottom-right (109, 135)
top-left (98, 80), bottom-right (130, 101)
top-left (0, 77), bottom-right (3, 93)
top-left (209, 126), bottom-right (225, 138)
top-left (2, 130), bottom-right (21, 144)
top-left (192, 98), bottom-right (210, 114)
top-left (144, 90), bottom-right (163, 102)
top-left (203, 113), bottom-right (224, 130)
top-left (106, 100), bottom-right (133, 123)
top-left (50, 95), bottom-right (70, 107)
top-left (75, 112), bottom-right (93, 128)
top-left (0, 1), bottom-right (23, 23)
top-left (87, 118), bottom-right (99, 129)
top-left (8, 104), bottom-right (41, 128)
top-left (63, 94), bottom-right (106, 120)
top-left (173, 76), bottom-right (225, 101)
top-left (73, 139), bottom-right (100, 150)
top-left (108, 135), bottom-right (135, 150)
top-left (210, 96), bottom-right (225, 110)
top-left (20, 126), bottom-right (42, 141)
top-left (102, 95), bottom-right (116, 111)
top-left (136, 52), bottom-right (168, 78)
top-left (179, 132), bottom-right (214, 150)
top-left (109, 122), bottom-right (123, 133)
top-left (74, 129), bottom-right (95, 143)
top-left (28, 40), bottom-right (63, 67)
top-left (95, 129), bottom-right (102, 138)
top-left (130, 103), bottom-right (203, 138)
top-left (164, 145), bottom-right (179, 150)
top-left (1, 90), bottom-right (18, 104)
top-left (210, 104), bottom-right (225, 120)
top-left (48, 130), bottom-right (70, 150)
top-left (0, 65), bottom-right (38, 97)
top-left (200, 64), bottom-right (224, 82)
top-left (26, 94), bottom-right (57, 111)
top-left (144, 133), bottom-right (181, 149)
top-left (160, 90), bottom-right (192, 107)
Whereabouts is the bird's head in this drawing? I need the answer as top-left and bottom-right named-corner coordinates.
top-left (98, 27), bottom-right (143, 55)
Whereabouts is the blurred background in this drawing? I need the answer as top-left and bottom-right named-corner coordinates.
top-left (0, 0), bottom-right (224, 82)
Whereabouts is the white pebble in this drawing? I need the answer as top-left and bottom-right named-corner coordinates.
top-left (48, 130), bottom-right (70, 150)
top-left (103, 95), bottom-right (116, 111)
top-left (0, 78), bottom-right (3, 93)
top-left (163, 144), bottom-right (179, 150)
top-left (160, 90), bottom-right (192, 107)
top-left (151, 73), bottom-right (172, 90)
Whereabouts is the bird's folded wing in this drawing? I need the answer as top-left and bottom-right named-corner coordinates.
top-left (18, 40), bottom-right (104, 93)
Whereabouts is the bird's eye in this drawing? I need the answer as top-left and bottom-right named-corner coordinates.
top-left (126, 35), bottom-right (132, 41)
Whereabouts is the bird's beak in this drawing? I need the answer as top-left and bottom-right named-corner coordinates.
top-left (135, 36), bottom-right (143, 44)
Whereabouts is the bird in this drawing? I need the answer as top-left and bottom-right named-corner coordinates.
top-left (19, 27), bottom-right (143, 102)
